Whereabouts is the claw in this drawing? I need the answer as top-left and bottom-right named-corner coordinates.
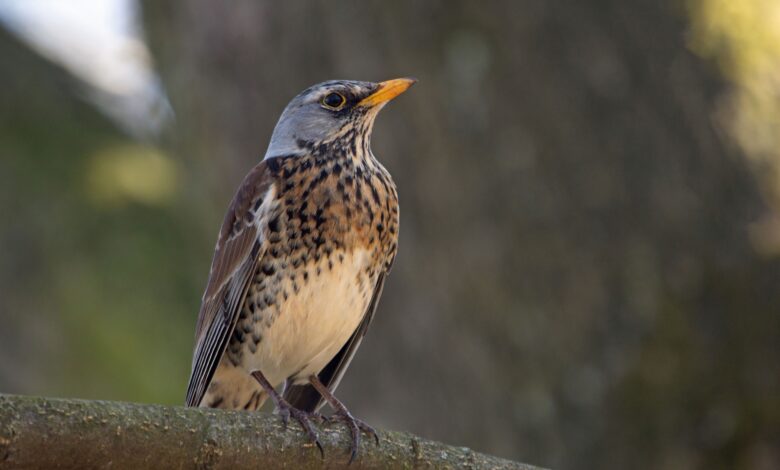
top-left (307, 374), bottom-right (380, 463)
top-left (327, 409), bottom-right (380, 463)
top-left (277, 402), bottom-right (324, 458)
top-left (277, 408), bottom-right (290, 429)
top-left (251, 370), bottom-right (325, 459)
top-left (359, 419), bottom-right (380, 446)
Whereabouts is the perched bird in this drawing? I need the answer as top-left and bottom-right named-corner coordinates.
top-left (185, 78), bottom-right (415, 460)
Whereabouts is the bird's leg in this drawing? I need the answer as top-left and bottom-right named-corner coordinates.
top-left (308, 374), bottom-right (379, 463)
top-left (251, 370), bottom-right (323, 457)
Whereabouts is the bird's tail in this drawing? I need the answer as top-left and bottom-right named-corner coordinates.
top-left (199, 364), bottom-right (269, 410)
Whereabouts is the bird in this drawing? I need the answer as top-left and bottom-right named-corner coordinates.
top-left (185, 77), bottom-right (415, 461)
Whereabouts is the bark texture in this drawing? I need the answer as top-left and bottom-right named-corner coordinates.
top-left (0, 394), bottom-right (541, 469)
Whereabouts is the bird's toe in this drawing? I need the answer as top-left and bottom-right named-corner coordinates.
top-left (288, 407), bottom-right (324, 458)
top-left (329, 409), bottom-right (379, 463)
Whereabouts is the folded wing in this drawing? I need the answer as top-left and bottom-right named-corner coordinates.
top-left (185, 162), bottom-right (274, 407)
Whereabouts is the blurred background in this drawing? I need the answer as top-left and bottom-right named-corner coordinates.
top-left (1, 0), bottom-right (779, 468)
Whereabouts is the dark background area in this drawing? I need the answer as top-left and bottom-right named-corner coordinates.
top-left (1, 1), bottom-right (779, 468)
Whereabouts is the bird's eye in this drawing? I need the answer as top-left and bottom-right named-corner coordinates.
top-left (321, 92), bottom-right (346, 110)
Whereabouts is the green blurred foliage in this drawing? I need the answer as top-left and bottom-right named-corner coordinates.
top-left (0, 27), bottom-right (198, 404)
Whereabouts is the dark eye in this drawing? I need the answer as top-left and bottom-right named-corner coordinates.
top-left (321, 92), bottom-right (346, 110)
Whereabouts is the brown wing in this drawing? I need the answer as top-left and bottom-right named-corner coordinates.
top-left (283, 272), bottom-right (387, 412)
top-left (185, 162), bottom-right (275, 407)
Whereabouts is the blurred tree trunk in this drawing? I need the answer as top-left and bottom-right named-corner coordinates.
top-left (141, 1), bottom-right (780, 469)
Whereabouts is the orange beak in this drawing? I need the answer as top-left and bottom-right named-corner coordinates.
top-left (358, 77), bottom-right (417, 107)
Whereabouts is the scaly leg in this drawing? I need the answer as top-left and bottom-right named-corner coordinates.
top-left (308, 374), bottom-right (379, 463)
top-left (251, 370), bottom-right (323, 457)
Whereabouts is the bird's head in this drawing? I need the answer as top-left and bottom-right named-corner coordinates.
top-left (264, 78), bottom-right (416, 160)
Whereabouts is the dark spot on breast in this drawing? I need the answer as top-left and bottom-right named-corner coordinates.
top-left (262, 264), bottom-right (275, 276)
top-left (266, 157), bottom-right (281, 173)
top-left (268, 216), bottom-right (280, 233)
top-left (315, 210), bottom-right (327, 228)
top-left (232, 328), bottom-right (245, 343)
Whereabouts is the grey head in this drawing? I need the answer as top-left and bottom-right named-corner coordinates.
top-left (264, 78), bottom-right (416, 159)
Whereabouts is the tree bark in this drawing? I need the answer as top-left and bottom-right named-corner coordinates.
top-left (0, 394), bottom-right (540, 469)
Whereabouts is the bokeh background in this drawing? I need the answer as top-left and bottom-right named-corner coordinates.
top-left (1, 1), bottom-right (780, 468)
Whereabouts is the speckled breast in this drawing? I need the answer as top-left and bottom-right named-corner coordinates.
top-left (225, 152), bottom-right (398, 385)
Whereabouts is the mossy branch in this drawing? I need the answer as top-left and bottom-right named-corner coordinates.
top-left (0, 394), bottom-right (543, 469)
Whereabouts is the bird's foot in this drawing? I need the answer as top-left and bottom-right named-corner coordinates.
top-left (307, 374), bottom-right (379, 463)
top-left (275, 401), bottom-right (324, 457)
top-left (328, 408), bottom-right (380, 462)
top-left (251, 370), bottom-right (324, 458)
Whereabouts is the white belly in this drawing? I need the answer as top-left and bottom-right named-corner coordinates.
top-left (248, 248), bottom-right (374, 387)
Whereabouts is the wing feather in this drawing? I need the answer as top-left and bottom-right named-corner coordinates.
top-left (185, 162), bottom-right (275, 407)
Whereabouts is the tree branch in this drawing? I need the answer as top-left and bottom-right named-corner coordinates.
top-left (0, 394), bottom-right (543, 469)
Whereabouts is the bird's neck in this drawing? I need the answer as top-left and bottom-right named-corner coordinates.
top-left (289, 130), bottom-right (382, 174)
